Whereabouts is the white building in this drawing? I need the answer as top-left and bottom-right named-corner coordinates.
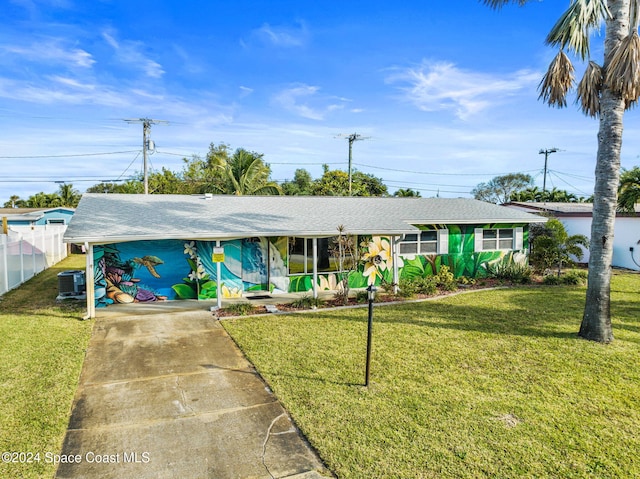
top-left (505, 202), bottom-right (640, 271)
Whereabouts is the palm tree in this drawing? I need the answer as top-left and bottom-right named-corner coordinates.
top-left (3, 195), bottom-right (22, 208)
top-left (57, 183), bottom-right (81, 207)
top-left (393, 188), bottom-right (422, 197)
top-left (213, 149), bottom-right (282, 195)
top-left (531, 218), bottom-right (590, 276)
top-left (617, 166), bottom-right (640, 211)
top-left (484, 0), bottom-right (640, 343)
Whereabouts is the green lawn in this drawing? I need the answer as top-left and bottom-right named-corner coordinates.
top-left (223, 271), bottom-right (640, 479)
top-left (0, 255), bottom-right (93, 479)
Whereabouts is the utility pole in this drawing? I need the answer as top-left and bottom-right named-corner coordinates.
top-left (124, 118), bottom-right (168, 194)
top-left (538, 147), bottom-right (559, 193)
top-left (337, 133), bottom-right (370, 195)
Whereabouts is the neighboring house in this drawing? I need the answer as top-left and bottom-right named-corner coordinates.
top-left (0, 207), bottom-right (75, 227)
top-left (505, 202), bottom-right (640, 271)
top-left (63, 194), bottom-right (546, 318)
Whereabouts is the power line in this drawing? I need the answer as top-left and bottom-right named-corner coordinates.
top-left (352, 162), bottom-right (540, 177)
top-left (0, 150), bottom-right (139, 159)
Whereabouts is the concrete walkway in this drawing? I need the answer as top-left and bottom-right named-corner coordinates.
top-left (56, 309), bottom-right (331, 479)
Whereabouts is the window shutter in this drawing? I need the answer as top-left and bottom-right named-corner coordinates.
top-left (474, 228), bottom-right (483, 252)
top-left (437, 229), bottom-right (449, 254)
top-left (514, 227), bottom-right (524, 250)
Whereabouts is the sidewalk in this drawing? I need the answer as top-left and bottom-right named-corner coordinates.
top-left (55, 309), bottom-right (331, 479)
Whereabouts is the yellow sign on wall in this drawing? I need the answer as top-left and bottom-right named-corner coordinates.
top-left (212, 247), bottom-right (225, 263)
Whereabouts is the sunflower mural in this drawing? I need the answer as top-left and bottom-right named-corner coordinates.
top-left (360, 236), bottom-right (402, 286)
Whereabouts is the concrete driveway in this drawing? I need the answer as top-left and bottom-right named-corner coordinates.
top-left (55, 308), bottom-right (330, 479)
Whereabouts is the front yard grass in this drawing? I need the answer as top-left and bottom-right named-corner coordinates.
top-left (0, 255), bottom-right (92, 479)
top-left (223, 271), bottom-right (640, 478)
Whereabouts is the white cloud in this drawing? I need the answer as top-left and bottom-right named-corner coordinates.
top-left (272, 84), bottom-right (346, 120)
top-left (386, 60), bottom-right (540, 120)
top-left (1, 39), bottom-right (95, 68)
top-left (250, 21), bottom-right (308, 47)
top-left (239, 86), bottom-right (254, 97)
top-left (102, 30), bottom-right (164, 78)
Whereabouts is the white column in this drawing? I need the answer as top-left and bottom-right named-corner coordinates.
top-left (85, 243), bottom-right (95, 319)
top-left (312, 238), bottom-right (318, 299)
top-left (216, 240), bottom-right (222, 309)
top-left (393, 236), bottom-right (400, 294)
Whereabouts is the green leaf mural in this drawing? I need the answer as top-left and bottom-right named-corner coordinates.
top-left (172, 283), bottom-right (197, 299)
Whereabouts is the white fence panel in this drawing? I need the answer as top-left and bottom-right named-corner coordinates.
top-left (0, 225), bottom-right (68, 296)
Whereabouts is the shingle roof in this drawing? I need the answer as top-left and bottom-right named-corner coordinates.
top-left (506, 201), bottom-right (640, 216)
top-left (64, 194), bottom-right (546, 244)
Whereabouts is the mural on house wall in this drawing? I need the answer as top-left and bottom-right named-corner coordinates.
top-left (93, 223), bottom-right (528, 306)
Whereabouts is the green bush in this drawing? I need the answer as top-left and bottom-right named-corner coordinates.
top-left (543, 269), bottom-right (587, 286)
top-left (563, 269), bottom-right (588, 285)
top-left (414, 276), bottom-right (438, 295)
top-left (434, 265), bottom-right (458, 291)
top-left (542, 274), bottom-right (561, 285)
top-left (487, 261), bottom-right (533, 284)
top-left (222, 302), bottom-right (258, 316)
top-left (290, 294), bottom-right (320, 309)
top-left (457, 276), bottom-right (477, 286)
top-left (397, 278), bottom-right (417, 298)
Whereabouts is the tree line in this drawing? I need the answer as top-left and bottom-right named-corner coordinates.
top-left (3, 142), bottom-right (417, 208)
top-left (4, 144), bottom-right (639, 211)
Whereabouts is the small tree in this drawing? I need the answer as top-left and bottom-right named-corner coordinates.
top-left (531, 218), bottom-right (589, 277)
top-left (331, 225), bottom-right (358, 305)
top-left (472, 173), bottom-right (534, 204)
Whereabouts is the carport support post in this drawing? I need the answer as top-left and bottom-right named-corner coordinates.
top-left (216, 240), bottom-right (222, 310)
top-left (312, 238), bottom-right (318, 299)
top-left (392, 236), bottom-right (400, 295)
top-left (85, 243), bottom-right (95, 319)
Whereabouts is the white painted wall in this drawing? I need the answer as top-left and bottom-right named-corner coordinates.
top-left (559, 217), bottom-right (640, 271)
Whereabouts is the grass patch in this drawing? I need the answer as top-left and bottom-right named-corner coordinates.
top-left (0, 255), bottom-right (93, 479)
top-left (223, 271), bottom-right (640, 478)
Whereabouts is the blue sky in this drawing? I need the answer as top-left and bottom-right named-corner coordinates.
top-left (2, 0), bottom-right (639, 203)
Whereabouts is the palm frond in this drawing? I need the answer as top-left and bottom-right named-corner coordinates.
top-left (630, 0), bottom-right (640, 31)
top-left (606, 30), bottom-right (640, 104)
top-left (576, 61), bottom-right (603, 117)
top-left (545, 0), bottom-right (610, 60)
top-left (481, 0), bottom-right (530, 8)
top-left (538, 51), bottom-right (575, 108)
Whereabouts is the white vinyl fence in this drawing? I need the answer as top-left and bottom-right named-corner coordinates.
top-left (0, 225), bottom-right (68, 296)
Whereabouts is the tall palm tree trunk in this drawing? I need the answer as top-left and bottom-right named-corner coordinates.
top-left (579, 0), bottom-right (629, 343)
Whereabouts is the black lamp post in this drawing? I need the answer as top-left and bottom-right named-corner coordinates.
top-left (365, 284), bottom-right (377, 387)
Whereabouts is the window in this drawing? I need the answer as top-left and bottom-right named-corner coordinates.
top-left (288, 236), bottom-right (356, 275)
top-left (399, 229), bottom-right (448, 256)
top-left (46, 219), bottom-right (66, 225)
top-left (475, 227), bottom-right (523, 251)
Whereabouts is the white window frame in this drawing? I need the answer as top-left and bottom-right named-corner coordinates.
top-left (474, 227), bottom-right (523, 252)
top-left (399, 229), bottom-right (448, 257)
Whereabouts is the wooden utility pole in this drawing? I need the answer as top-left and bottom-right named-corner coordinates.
top-left (124, 118), bottom-right (168, 194)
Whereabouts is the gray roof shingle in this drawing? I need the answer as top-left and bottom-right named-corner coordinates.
top-left (64, 194), bottom-right (546, 244)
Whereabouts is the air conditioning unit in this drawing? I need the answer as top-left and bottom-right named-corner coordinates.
top-left (57, 270), bottom-right (86, 298)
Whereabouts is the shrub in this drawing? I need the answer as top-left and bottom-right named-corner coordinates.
top-left (487, 261), bottom-right (533, 284)
top-left (222, 302), bottom-right (258, 316)
top-left (434, 265), bottom-right (457, 291)
top-left (397, 278), bottom-right (418, 298)
top-left (563, 269), bottom-right (588, 285)
top-left (457, 276), bottom-right (477, 286)
top-left (542, 274), bottom-right (561, 285)
top-left (290, 294), bottom-right (319, 309)
top-left (543, 269), bottom-right (587, 286)
top-left (415, 276), bottom-right (438, 295)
